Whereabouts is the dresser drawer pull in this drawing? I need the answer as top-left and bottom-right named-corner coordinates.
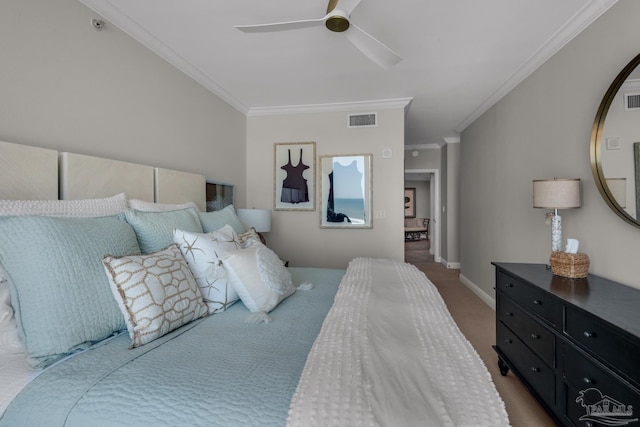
top-left (505, 283), bottom-right (514, 288)
top-left (504, 311), bottom-right (514, 317)
top-left (532, 300), bottom-right (542, 305)
top-left (530, 333), bottom-right (540, 340)
top-left (583, 377), bottom-right (594, 385)
top-left (531, 367), bottom-right (540, 373)
top-left (504, 339), bottom-right (513, 344)
top-left (583, 331), bottom-right (596, 338)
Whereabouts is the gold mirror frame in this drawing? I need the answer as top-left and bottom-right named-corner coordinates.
top-left (590, 52), bottom-right (640, 229)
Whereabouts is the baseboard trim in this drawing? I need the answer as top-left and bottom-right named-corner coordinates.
top-left (459, 273), bottom-right (496, 311)
top-left (439, 258), bottom-right (461, 270)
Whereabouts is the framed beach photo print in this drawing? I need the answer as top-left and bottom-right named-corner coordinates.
top-left (274, 142), bottom-right (315, 211)
top-left (319, 153), bottom-right (372, 228)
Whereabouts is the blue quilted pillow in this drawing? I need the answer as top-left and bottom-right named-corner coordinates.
top-left (0, 215), bottom-right (141, 368)
top-left (198, 204), bottom-right (246, 234)
top-left (124, 208), bottom-right (203, 254)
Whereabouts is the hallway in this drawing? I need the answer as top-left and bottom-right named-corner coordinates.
top-left (404, 237), bottom-right (434, 264)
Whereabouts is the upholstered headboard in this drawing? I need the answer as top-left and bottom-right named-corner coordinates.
top-left (0, 141), bottom-right (206, 210)
top-left (0, 141), bottom-right (58, 200)
top-left (59, 152), bottom-right (155, 202)
top-left (154, 167), bottom-right (206, 211)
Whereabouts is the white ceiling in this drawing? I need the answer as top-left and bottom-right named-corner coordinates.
top-left (79, 0), bottom-right (618, 146)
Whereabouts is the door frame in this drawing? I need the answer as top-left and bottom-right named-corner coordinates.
top-left (404, 168), bottom-right (440, 262)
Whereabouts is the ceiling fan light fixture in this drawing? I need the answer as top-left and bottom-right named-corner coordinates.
top-left (325, 15), bottom-right (349, 32)
top-left (234, 0), bottom-right (401, 68)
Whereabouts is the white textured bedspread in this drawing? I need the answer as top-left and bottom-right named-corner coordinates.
top-left (287, 258), bottom-right (510, 427)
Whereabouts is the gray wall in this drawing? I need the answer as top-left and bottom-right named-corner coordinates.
top-left (246, 109), bottom-right (406, 269)
top-left (0, 0), bottom-right (247, 202)
top-left (460, 0), bottom-right (640, 298)
top-left (404, 147), bottom-right (441, 169)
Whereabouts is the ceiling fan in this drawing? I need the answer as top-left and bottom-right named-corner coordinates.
top-left (234, 0), bottom-right (401, 69)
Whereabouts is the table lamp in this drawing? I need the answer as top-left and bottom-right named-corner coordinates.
top-left (236, 208), bottom-right (272, 244)
top-left (533, 178), bottom-right (581, 252)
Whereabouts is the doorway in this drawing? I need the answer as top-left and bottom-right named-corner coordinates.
top-left (404, 169), bottom-right (440, 263)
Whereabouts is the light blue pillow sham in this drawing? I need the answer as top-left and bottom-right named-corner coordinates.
top-left (124, 208), bottom-right (203, 254)
top-left (0, 215), bottom-right (141, 368)
top-left (198, 204), bottom-right (246, 234)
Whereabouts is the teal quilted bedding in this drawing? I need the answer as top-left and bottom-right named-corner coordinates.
top-left (0, 267), bottom-right (345, 427)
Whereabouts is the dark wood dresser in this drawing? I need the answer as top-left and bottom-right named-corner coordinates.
top-left (492, 262), bottom-right (640, 427)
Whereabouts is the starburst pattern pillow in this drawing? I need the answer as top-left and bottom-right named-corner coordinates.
top-left (102, 244), bottom-right (208, 347)
top-left (173, 225), bottom-right (242, 314)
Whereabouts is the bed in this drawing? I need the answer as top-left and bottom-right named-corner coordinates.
top-left (0, 141), bottom-right (510, 426)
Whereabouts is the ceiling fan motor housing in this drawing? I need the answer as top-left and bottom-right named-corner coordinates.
top-left (325, 15), bottom-right (349, 32)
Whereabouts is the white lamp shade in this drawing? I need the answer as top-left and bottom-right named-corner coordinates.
top-left (606, 178), bottom-right (626, 208)
top-left (533, 178), bottom-right (581, 209)
top-left (236, 208), bottom-right (272, 233)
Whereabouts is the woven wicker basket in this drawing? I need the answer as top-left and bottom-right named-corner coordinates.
top-left (549, 252), bottom-right (590, 278)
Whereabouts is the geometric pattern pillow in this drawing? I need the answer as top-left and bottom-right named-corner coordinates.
top-left (220, 243), bottom-right (295, 314)
top-left (173, 225), bottom-right (241, 314)
top-left (237, 228), bottom-right (262, 248)
top-left (102, 244), bottom-right (208, 347)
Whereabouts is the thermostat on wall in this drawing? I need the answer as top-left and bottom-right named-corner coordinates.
top-left (606, 137), bottom-right (621, 150)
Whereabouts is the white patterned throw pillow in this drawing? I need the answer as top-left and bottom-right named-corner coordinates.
top-left (173, 225), bottom-right (242, 314)
top-left (220, 243), bottom-right (295, 313)
top-left (102, 244), bottom-right (208, 347)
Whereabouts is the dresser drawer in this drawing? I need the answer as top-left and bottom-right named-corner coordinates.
top-left (565, 306), bottom-right (640, 388)
top-left (496, 270), bottom-right (561, 327)
top-left (498, 294), bottom-right (555, 367)
top-left (497, 322), bottom-right (555, 409)
top-left (563, 344), bottom-right (640, 427)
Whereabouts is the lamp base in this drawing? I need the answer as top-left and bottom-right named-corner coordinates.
top-left (550, 211), bottom-right (561, 252)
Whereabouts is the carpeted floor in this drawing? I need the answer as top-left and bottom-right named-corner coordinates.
top-left (405, 240), bottom-right (557, 427)
top-left (404, 237), bottom-right (434, 263)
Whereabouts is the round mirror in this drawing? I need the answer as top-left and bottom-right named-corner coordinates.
top-left (591, 52), bottom-right (640, 229)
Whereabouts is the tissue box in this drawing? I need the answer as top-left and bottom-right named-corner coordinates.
top-left (549, 252), bottom-right (590, 278)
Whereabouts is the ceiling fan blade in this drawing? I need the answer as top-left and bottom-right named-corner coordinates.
top-left (235, 18), bottom-right (325, 33)
top-left (345, 23), bottom-right (401, 68)
top-left (336, 0), bottom-right (363, 16)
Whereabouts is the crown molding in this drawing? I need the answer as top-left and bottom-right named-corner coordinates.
top-left (405, 143), bottom-right (442, 150)
top-left (405, 136), bottom-right (459, 149)
top-left (455, 0), bottom-right (619, 133)
top-left (79, 1), bottom-right (410, 119)
top-left (78, 0), bottom-right (250, 114)
top-left (247, 98), bottom-right (413, 117)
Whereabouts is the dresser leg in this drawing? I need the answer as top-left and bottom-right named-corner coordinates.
top-left (498, 357), bottom-right (510, 376)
